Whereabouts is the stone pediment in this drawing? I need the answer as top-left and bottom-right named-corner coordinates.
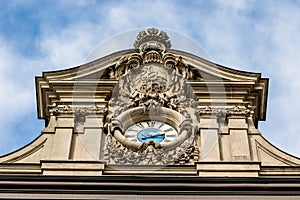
top-left (36, 48), bottom-right (268, 124)
top-left (38, 49), bottom-right (261, 82)
top-left (1, 28), bottom-right (299, 178)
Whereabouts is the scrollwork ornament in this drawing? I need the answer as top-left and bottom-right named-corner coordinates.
top-left (103, 29), bottom-right (200, 165)
top-left (49, 105), bottom-right (107, 116)
top-left (104, 133), bottom-right (198, 165)
top-left (104, 60), bottom-right (200, 164)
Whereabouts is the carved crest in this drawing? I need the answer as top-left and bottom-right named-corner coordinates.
top-left (100, 28), bottom-right (204, 81)
top-left (103, 62), bottom-right (199, 164)
top-left (102, 29), bottom-right (200, 165)
top-left (134, 27), bottom-right (171, 52)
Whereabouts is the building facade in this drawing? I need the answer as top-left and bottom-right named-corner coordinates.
top-left (0, 28), bottom-right (300, 199)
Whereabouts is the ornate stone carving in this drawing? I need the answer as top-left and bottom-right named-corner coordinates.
top-left (134, 28), bottom-right (171, 52)
top-left (49, 105), bottom-right (107, 133)
top-left (107, 64), bottom-right (198, 121)
top-left (104, 64), bottom-right (199, 163)
top-left (104, 74), bottom-right (199, 164)
top-left (143, 50), bottom-right (162, 64)
top-left (108, 53), bottom-right (143, 80)
top-left (199, 106), bottom-right (253, 133)
top-left (199, 106), bottom-right (251, 117)
top-left (49, 105), bottom-right (107, 116)
top-left (104, 133), bottom-right (197, 165)
top-left (104, 28), bottom-right (203, 81)
top-left (103, 29), bottom-right (201, 165)
top-left (106, 54), bottom-right (201, 81)
top-left (174, 144), bottom-right (200, 165)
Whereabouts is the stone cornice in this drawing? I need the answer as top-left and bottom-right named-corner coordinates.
top-left (1, 175), bottom-right (300, 198)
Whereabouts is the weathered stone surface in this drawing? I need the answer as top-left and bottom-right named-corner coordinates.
top-left (0, 28), bottom-right (299, 178)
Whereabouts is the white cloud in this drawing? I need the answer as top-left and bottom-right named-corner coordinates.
top-left (249, 2), bottom-right (300, 156)
top-left (39, 23), bottom-right (97, 68)
top-left (0, 0), bottom-right (196, 155)
top-left (0, 38), bottom-right (41, 154)
top-left (195, 0), bottom-right (300, 156)
top-left (217, 0), bottom-right (254, 11)
top-left (0, 39), bottom-right (33, 116)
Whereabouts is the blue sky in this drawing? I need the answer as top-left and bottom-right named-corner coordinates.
top-left (1, 0), bottom-right (300, 157)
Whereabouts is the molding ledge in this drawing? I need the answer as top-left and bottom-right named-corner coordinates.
top-left (41, 160), bottom-right (105, 176)
top-left (196, 162), bottom-right (261, 177)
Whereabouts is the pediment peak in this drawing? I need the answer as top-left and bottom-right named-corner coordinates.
top-left (134, 28), bottom-right (172, 52)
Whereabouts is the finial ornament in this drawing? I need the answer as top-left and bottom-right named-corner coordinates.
top-left (134, 28), bottom-right (172, 52)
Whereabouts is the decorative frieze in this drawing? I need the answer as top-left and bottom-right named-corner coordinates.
top-left (49, 105), bottom-right (107, 116)
top-left (199, 105), bottom-right (251, 118)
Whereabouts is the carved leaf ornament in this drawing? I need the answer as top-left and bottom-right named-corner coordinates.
top-left (104, 28), bottom-right (200, 165)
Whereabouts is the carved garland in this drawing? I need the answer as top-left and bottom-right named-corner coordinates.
top-left (103, 28), bottom-right (200, 165)
top-left (103, 64), bottom-right (199, 164)
top-left (104, 133), bottom-right (198, 165)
